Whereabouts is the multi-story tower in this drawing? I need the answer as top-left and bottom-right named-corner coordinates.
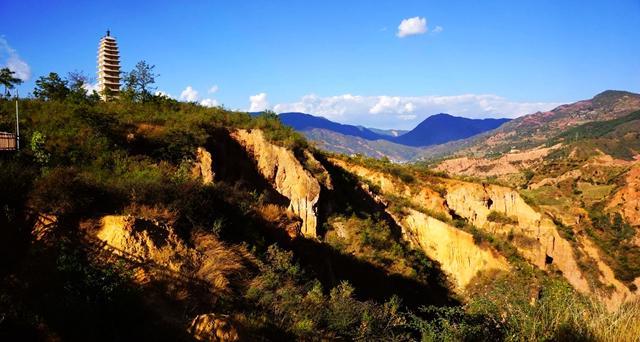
top-left (97, 30), bottom-right (121, 99)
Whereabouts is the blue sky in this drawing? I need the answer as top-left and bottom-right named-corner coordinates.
top-left (1, 0), bottom-right (639, 129)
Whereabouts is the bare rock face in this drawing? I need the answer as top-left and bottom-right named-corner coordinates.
top-left (444, 181), bottom-right (540, 227)
top-left (231, 129), bottom-right (322, 238)
top-left (328, 159), bottom-right (507, 291)
top-left (193, 147), bottom-right (215, 184)
top-left (444, 181), bottom-right (591, 293)
top-left (608, 163), bottom-right (640, 227)
top-left (97, 216), bottom-right (195, 274)
top-left (188, 314), bottom-right (239, 341)
top-left (398, 209), bottom-right (509, 290)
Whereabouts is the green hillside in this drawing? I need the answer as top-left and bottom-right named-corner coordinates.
top-left (551, 109), bottom-right (640, 159)
top-left (1, 78), bottom-right (639, 341)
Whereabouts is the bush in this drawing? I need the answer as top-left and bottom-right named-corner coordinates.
top-left (245, 245), bottom-right (407, 339)
top-left (486, 211), bottom-right (518, 225)
top-left (586, 207), bottom-right (640, 286)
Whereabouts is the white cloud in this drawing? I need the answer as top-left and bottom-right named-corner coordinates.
top-left (83, 82), bottom-right (100, 94)
top-left (397, 17), bottom-right (428, 38)
top-left (249, 92), bottom-right (269, 112)
top-left (200, 98), bottom-right (219, 107)
top-left (432, 26), bottom-right (443, 34)
top-left (155, 90), bottom-right (173, 98)
top-left (180, 86), bottom-right (199, 102)
top-left (0, 37), bottom-right (31, 81)
top-left (208, 85), bottom-right (219, 94)
top-left (274, 93), bottom-right (562, 129)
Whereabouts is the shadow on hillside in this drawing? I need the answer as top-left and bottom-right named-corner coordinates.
top-left (296, 238), bottom-right (456, 308)
top-left (179, 129), bottom-right (457, 309)
top-left (206, 128), bottom-right (290, 207)
top-left (236, 152), bottom-right (459, 309)
top-left (0, 226), bottom-right (197, 341)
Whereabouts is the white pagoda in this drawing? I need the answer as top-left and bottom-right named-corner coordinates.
top-left (97, 30), bottom-right (121, 99)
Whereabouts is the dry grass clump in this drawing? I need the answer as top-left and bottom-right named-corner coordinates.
top-left (123, 203), bottom-right (178, 227)
top-left (188, 313), bottom-right (240, 341)
top-left (582, 299), bottom-right (640, 342)
top-left (94, 215), bottom-right (254, 297)
top-left (258, 203), bottom-right (285, 221)
top-left (193, 233), bottom-right (254, 295)
top-left (465, 269), bottom-right (640, 341)
top-left (257, 203), bottom-right (302, 238)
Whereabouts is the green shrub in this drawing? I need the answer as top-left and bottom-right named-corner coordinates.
top-left (486, 211), bottom-right (518, 225)
top-left (586, 207), bottom-right (640, 286)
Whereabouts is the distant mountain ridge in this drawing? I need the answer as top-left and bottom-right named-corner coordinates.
top-left (278, 112), bottom-right (385, 141)
top-left (278, 112), bottom-right (511, 155)
top-left (392, 114), bottom-right (511, 147)
top-left (419, 90), bottom-right (640, 160)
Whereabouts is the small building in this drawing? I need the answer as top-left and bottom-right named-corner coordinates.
top-left (97, 30), bottom-right (121, 99)
top-left (0, 132), bottom-right (17, 150)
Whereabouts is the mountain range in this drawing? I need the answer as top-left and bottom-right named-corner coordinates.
top-left (278, 112), bottom-right (510, 160)
top-left (421, 90), bottom-right (640, 160)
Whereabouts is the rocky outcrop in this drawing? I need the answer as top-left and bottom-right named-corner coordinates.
top-left (608, 163), bottom-right (640, 227)
top-left (397, 209), bottom-right (509, 290)
top-left (97, 216), bottom-right (196, 273)
top-left (95, 216), bottom-right (248, 293)
top-left (188, 314), bottom-right (239, 341)
top-left (529, 169), bottom-right (582, 189)
top-left (326, 158), bottom-right (637, 304)
top-left (444, 181), bottom-right (539, 227)
top-left (330, 158), bottom-right (450, 217)
top-left (231, 129), bottom-right (323, 238)
top-left (436, 144), bottom-right (560, 178)
top-left (193, 147), bottom-right (215, 184)
top-left (444, 181), bottom-right (591, 293)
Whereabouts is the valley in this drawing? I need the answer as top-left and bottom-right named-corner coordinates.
top-left (2, 89), bottom-right (639, 340)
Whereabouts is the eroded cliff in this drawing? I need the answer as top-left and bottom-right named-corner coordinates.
top-left (608, 163), bottom-right (640, 227)
top-left (444, 181), bottom-right (591, 293)
top-left (330, 158), bottom-right (639, 306)
top-left (231, 129), bottom-right (325, 238)
top-left (398, 209), bottom-right (509, 290)
top-left (329, 158), bottom-right (508, 291)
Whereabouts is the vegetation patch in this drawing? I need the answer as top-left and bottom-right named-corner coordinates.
top-left (586, 206), bottom-right (640, 287)
top-left (486, 211), bottom-right (518, 225)
top-left (324, 215), bottom-right (439, 283)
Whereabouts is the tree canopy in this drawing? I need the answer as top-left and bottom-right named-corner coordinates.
top-left (122, 60), bottom-right (158, 102)
top-left (0, 67), bottom-right (23, 97)
top-left (33, 72), bottom-right (70, 101)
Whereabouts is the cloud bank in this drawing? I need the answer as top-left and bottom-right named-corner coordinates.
top-left (273, 93), bottom-right (562, 129)
top-left (0, 37), bottom-right (31, 81)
